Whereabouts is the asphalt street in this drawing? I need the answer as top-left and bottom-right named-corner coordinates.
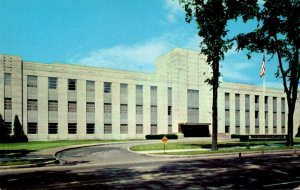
top-left (0, 142), bottom-right (300, 189)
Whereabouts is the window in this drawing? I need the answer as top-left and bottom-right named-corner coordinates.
top-left (68, 123), bottom-right (77, 134)
top-left (68, 79), bottom-right (76, 90)
top-left (120, 124), bottom-right (128, 134)
top-left (136, 105), bottom-right (143, 114)
top-left (235, 94), bottom-right (240, 111)
top-left (27, 75), bottom-right (37, 88)
top-left (255, 95), bottom-right (259, 103)
top-left (168, 125), bottom-right (172, 134)
top-left (151, 124), bottom-right (157, 134)
top-left (273, 97), bottom-right (277, 113)
top-left (150, 86), bottom-right (157, 105)
top-left (86, 102), bottom-right (95, 112)
top-left (28, 122), bottom-right (38, 134)
top-left (104, 103), bottom-right (112, 113)
top-left (168, 106), bottom-right (172, 115)
top-left (136, 85), bottom-right (143, 105)
top-left (255, 111), bottom-right (259, 119)
top-left (4, 98), bottom-right (11, 110)
top-left (104, 124), bottom-right (112, 134)
top-left (48, 100), bottom-right (58, 111)
top-left (245, 94), bottom-right (250, 111)
top-left (225, 93), bottom-right (230, 110)
top-left (86, 123), bottom-right (95, 134)
top-left (48, 77), bottom-right (57, 89)
top-left (120, 83), bottom-right (128, 104)
top-left (27, 99), bottom-right (38, 111)
top-left (245, 126), bottom-right (250, 135)
top-left (225, 125), bottom-right (230, 133)
top-left (120, 104), bottom-right (128, 114)
top-left (4, 73), bottom-right (11, 86)
top-left (136, 124), bottom-right (143, 134)
top-left (86, 80), bottom-right (95, 91)
top-left (68, 101), bottom-right (77, 112)
top-left (48, 123), bottom-right (58, 134)
top-left (281, 98), bottom-right (285, 113)
top-left (104, 82), bottom-right (111, 93)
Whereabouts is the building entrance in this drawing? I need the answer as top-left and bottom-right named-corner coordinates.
top-left (178, 123), bottom-right (210, 137)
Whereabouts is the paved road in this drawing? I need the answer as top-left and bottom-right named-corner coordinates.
top-left (56, 142), bottom-right (166, 165)
top-left (1, 142), bottom-right (300, 189)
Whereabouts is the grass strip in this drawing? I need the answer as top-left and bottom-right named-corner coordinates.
top-left (0, 140), bottom-right (128, 151)
top-left (154, 146), bottom-right (299, 155)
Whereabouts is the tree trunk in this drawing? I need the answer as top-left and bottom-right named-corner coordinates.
top-left (287, 105), bottom-right (295, 146)
top-left (212, 60), bottom-right (219, 151)
top-left (212, 84), bottom-right (218, 151)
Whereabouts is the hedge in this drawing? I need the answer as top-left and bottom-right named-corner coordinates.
top-left (145, 134), bottom-right (178, 140)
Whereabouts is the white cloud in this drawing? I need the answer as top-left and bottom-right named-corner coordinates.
top-left (164, 0), bottom-right (184, 23)
top-left (70, 33), bottom-right (201, 72)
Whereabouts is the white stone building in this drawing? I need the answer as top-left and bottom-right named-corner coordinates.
top-left (0, 48), bottom-right (299, 141)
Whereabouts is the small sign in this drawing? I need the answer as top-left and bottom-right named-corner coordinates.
top-left (162, 136), bottom-right (168, 144)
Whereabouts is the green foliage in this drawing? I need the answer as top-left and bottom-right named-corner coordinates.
top-left (179, 0), bottom-right (258, 151)
top-left (145, 134), bottom-right (178, 140)
top-left (11, 115), bottom-right (28, 143)
top-left (0, 114), bottom-right (11, 143)
top-left (235, 0), bottom-right (300, 146)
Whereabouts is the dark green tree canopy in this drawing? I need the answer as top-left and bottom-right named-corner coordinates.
top-left (236, 0), bottom-right (299, 146)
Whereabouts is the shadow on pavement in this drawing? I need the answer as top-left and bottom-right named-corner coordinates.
top-left (0, 156), bottom-right (300, 189)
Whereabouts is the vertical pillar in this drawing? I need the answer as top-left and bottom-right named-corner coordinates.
top-left (229, 92), bottom-right (235, 134)
top-left (158, 83), bottom-right (168, 134)
top-left (38, 76), bottom-right (48, 140)
top-left (259, 95), bottom-right (264, 134)
top-left (77, 79), bottom-right (86, 139)
top-left (58, 78), bottom-right (68, 139)
top-left (95, 81), bottom-right (103, 139)
top-left (249, 94), bottom-right (255, 134)
top-left (128, 84), bottom-right (136, 138)
top-left (143, 84), bottom-right (150, 136)
top-left (112, 82), bottom-right (120, 139)
top-left (240, 93), bottom-right (245, 134)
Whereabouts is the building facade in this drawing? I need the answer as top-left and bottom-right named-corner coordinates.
top-left (0, 48), bottom-right (299, 141)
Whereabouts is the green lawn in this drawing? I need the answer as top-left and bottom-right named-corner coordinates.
top-left (0, 140), bottom-right (127, 152)
top-left (130, 138), bottom-right (300, 153)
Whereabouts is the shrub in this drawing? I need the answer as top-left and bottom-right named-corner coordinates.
top-left (296, 126), bottom-right (300, 137)
top-left (239, 135), bottom-right (250, 142)
top-left (231, 134), bottom-right (242, 139)
top-left (0, 114), bottom-right (11, 143)
top-left (145, 134), bottom-right (178, 140)
top-left (11, 115), bottom-right (28, 143)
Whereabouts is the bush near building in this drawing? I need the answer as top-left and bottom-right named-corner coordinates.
top-left (145, 134), bottom-right (178, 140)
top-left (0, 114), bottom-right (11, 143)
top-left (296, 126), bottom-right (300, 137)
top-left (11, 115), bottom-right (28, 143)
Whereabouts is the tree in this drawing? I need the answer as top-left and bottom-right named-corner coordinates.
top-left (11, 115), bottom-right (28, 143)
top-left (236, 0), bottom-right (299, 146)
top-left (179, 0), bottom-right (258, 150)
top-left (0, 114), bottom-right (11, 143)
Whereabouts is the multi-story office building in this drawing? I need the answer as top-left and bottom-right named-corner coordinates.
top-left (0, 48), bottom-right (299, 141)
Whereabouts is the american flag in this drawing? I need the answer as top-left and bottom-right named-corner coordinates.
top-left (260, 55), bottom-right (265, 78)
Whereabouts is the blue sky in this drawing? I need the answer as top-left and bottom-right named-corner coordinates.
top-left (0, 0), bottom-right (283, 88)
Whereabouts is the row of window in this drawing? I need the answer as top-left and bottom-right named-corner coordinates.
top-left (24, 123), bottom-right (158, 135)
top-left (225, 93), bottom-right (285, 112)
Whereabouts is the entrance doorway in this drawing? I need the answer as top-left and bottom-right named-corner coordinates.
top-left (178, 123), bottom-right (210, 137)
